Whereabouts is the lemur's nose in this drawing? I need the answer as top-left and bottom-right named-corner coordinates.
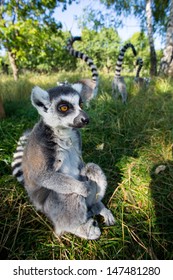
top-left (73, 111), bottom-right (89, 128)
top-left (81, 117), bottom-right (89, 125)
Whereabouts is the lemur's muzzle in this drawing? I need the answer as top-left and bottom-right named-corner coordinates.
top-left (73, 110), bottom-right (89, 128)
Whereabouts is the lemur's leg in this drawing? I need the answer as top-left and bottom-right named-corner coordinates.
top-left (112, 79), bottom-right (120, 100)
top-left (70, 218), bottom-right (101, 240)
top-left (81, 163), bottom-right (115, 226)
top-left (117, 79), bottom-right (127, 103)
top-left (112, 80), bottom-right (118, 100)
top-left (44, 192), bottom-right (101, 240)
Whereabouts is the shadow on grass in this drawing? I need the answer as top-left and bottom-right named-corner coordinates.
top-left (0, 175), bottom-right (53, 260)
top-left (150, 160), bottom-right (173, 259)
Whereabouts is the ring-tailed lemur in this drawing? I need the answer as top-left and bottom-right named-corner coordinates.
top-left (66, 36), bottom-right (99, 105)
top-left (134, 57), bottom-right (150, 86)
top-left (12, 84), bottom-right (115, 240)
top-left (112, 43), bottom-right (137, 103)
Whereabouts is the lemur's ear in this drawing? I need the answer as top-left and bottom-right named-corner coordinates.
top-left (31, 86), bottom-right (51, 114)
top-left (72, 79), bottom-right (97, 103)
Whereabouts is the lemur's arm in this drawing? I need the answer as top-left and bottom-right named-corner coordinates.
top-left (22, 136), bottom-right (89, 197)
top-left (36, 171), bottom-right (89, 197)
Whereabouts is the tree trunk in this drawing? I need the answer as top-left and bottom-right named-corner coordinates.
top-left (146, 0), bottom-right (157, 76)
top-left (0, 97), bottom-right (5, 119)
top-left (159, 0), bottom-right (173, 76)
top-left (8, 51), bottom-right (19, 81)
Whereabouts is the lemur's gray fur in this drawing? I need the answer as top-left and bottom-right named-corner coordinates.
top-left (112, 43), bottom-right (137, 103)
top-left (12, 84), bottom-right (115, 240)
top-left (66, 36), bottom-right (99, 105)
top-left (134, 57), bottom-right (150, 86)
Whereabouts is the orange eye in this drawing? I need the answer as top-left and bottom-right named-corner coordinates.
top-left (59, 105), bottom-right (69, 112)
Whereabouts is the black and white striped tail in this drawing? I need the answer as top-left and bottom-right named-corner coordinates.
top-left (67, 36), bottom-right (99, 84)
top-left (115, 43), bottom-right (137, 77)
top-left (135, 57), bottom-right (143, 78)
top-left (11, 131), bottom-right (30, 184)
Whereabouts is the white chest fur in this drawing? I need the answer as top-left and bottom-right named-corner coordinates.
top-left (53, 129), bottom-right (82, 179)
top-left (60, 145), bottom-right (81, 179)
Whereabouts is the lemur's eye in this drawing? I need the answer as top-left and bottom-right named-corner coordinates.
top-left (58, 104), bottom-right (69, 112)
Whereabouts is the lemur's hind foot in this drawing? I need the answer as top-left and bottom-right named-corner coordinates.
top-left (70, 218), bottom-right (101, 240)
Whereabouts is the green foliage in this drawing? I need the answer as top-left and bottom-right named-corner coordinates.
top-left (75, 0), bottom-right (164, 77)
top-left (152, 0), bottom-right (169, 34)
top-left (0, 0), bottom-right (77, 76)
top-left (17, 29), bottom-right (77, 72)
top-left (1, 73), bottom-right (173, 259)
top-left (0, 27), bottom-right (155, 76)
top-left (0, 1), bottom-right (165, 77)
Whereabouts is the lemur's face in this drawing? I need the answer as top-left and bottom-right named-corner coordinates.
top-left (31, 86), bottom-right (89, 129)
top-left (48, 92), bottom-right (89, 129)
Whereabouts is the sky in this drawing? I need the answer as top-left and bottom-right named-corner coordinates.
top-left (55, 0), bottom-right (163, 50)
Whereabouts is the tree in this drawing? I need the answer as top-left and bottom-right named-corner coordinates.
top-left (159, 0), bottom-right (173, 75)
top-left (0, 97), bottom-right (5, 119)
top-left (145, 0), bottom-right (157, 76)
top-left (0, 0), bottom-right (76, 80)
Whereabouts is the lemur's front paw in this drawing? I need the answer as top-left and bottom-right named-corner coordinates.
top-left (83, 163), bottom-right (105, 180)
top-left (83, 163), bottom-right (107, 189)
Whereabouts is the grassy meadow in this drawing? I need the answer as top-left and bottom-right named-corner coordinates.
top-left (1, 71), bottom-right (173, 260)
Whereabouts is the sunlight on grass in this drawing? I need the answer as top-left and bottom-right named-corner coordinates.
top-left (1, 72), bottom-right (173, 259)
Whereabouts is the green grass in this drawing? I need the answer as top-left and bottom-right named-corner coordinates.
top-left (1, 72), bottom-right (173, 259)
